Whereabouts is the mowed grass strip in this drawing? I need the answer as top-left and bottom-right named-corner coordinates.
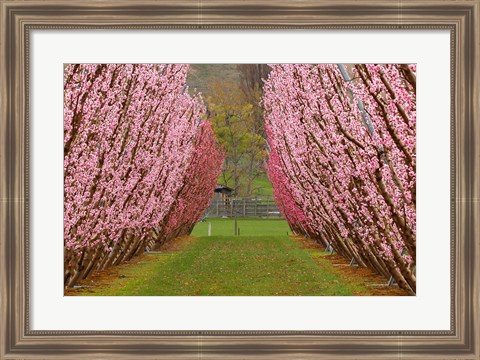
top-left (73, 234), bottom-right (369, 296)
top-left (191, 218), bottom-right (291, 237)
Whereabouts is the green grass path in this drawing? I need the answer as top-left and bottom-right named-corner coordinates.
top-left (191, 218), bottom-right (290, 237)
top-left (71, 219), bottom-right (372, 296)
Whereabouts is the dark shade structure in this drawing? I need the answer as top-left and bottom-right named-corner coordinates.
top-left (214, 185), bottom-right (233, 195)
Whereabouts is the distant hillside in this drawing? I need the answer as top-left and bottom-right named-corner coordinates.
top-left (186, 64), bottom-right (241, 97)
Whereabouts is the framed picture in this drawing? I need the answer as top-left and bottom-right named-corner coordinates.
top-left (1, 1), bottom-right (478, 358)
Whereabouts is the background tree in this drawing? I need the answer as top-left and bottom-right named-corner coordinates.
top-left (237, 65), bottom-right (271, 138)
top-left (207, 80), bottom-right (265, 196)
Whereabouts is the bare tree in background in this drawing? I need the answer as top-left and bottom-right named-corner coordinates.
top-left (236, 65), bottom-right (271, 194)
top-left (237, 64), bottom-right (271, 96)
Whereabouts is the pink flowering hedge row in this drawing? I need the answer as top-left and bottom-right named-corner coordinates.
top-left (264, 64), bottom-right (416, 294)
top-left (63, 64), bottom-right (224, 287)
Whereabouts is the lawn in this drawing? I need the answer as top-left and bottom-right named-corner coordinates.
top-left (67, 219), bottom-right (410, 296)
top-left (251, 175), bottom-right (274, 196)
top-left (68, 219), bottom-right (376, 296)
top-left (191, 218), bottom-right (291, 237)
top-left (72, 236), bottom-right (370, 296)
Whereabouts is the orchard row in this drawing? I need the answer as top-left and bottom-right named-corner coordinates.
top-left (264, 64), bottom-right (416, 294)
top-left (64, 64), bottom-right (224, 287)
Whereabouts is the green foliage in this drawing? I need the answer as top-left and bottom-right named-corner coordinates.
top-left (186, 65), bottom-right (270, 197)
top-left (207, 81), bottom-right (267, 197)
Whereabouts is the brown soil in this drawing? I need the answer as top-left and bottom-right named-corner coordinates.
top-left (64, 236), bottom-right (195, 296)
top-left (292, 235), bottom-right (410, 296)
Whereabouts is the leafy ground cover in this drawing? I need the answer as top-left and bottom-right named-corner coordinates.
top-left (66, 219), bottom-right (408, 296)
